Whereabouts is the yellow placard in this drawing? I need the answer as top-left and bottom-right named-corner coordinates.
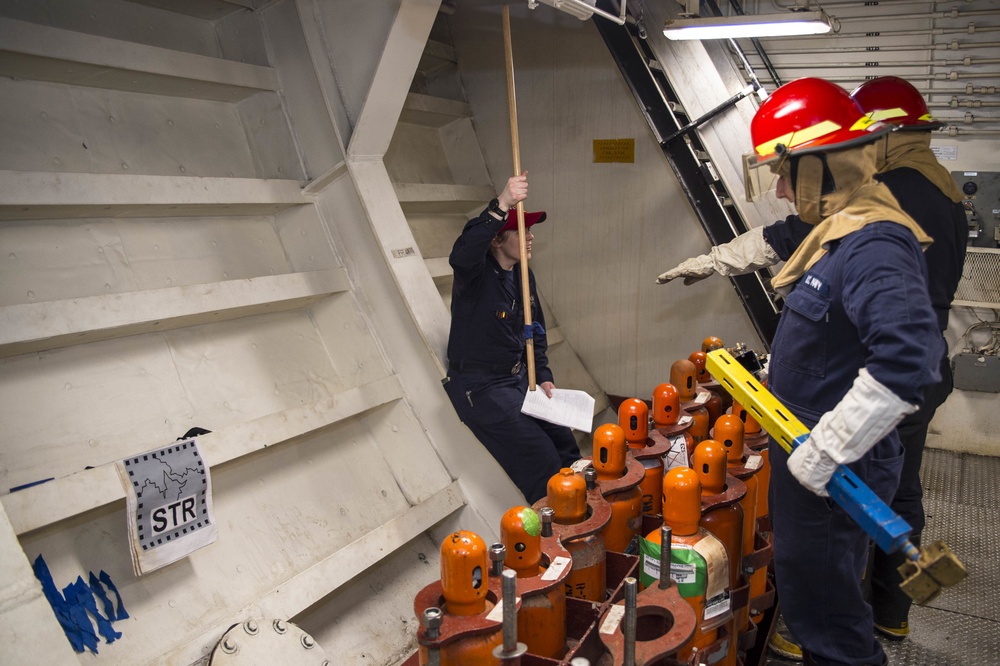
top-left (593, 138), bottom-right (635, 164)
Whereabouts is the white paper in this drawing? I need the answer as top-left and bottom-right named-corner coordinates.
top-left (521, 388), bottom-right (595, 432)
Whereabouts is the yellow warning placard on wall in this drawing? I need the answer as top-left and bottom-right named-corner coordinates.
top-left (593, 138), bottom-right (635, 163)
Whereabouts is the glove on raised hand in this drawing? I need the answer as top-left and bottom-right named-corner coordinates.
top-left (787, 368), bottom-right (917, 496)
top-left (655, 226), bottom-right (780, 285)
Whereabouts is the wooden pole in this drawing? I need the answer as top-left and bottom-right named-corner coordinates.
top-left (502, 4), bottom-right (537, 391)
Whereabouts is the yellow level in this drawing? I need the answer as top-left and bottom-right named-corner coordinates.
top-left (705, 348), bottom-right (807, 455)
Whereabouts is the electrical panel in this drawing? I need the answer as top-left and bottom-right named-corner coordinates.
top-left (952, 170), bottom-right (1000, 248)
top-left (952, 352), bottom-right (1000, 393)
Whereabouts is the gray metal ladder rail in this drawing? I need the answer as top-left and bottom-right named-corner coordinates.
top-left (592, 0), bottom-right (781, 347)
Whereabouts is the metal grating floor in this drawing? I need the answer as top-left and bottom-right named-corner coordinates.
top-left (766, 447), bottom-right (1000, 665)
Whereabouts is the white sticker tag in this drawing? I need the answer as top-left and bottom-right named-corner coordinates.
top-left (678, 415), bottom-right (693, 426)
top-left (694, 391), bottom-right (710, 404)
top-left (704, 590), bottom-right (732, 620)
top-left (745, 453), bottom-right (763, 471)
top-left (669, 562), bottom-right (697, 585)
top-left (570, 459), bottom-right (592, 473)
top-left (486, 597), bottom-right (516, 623)
top-left (599, 604), bottom-right (625, 634)
top-left (542, 556), bottom-right (571, 581)
top-left (663, 435), bottom-right (689, 470)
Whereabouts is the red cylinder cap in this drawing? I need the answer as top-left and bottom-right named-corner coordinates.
top-left (692, 439), bottom-right (728, 495)
top-left (689, 351), bottom-right (709, 383)
top-left (441, 530), bottom-right (489, 616)
top-left (670, 359), bottom-right (698, 402)
top-left (701, 336), bottom-right (724, 353)
top-left (618, 398), bottom-right (650, 446)
top-left (732, 399), bottom-right (762, 435)
top-left (715, 414), bottom-right (746, 463)
top-left (547, 468), bottom-right (587, 524)
top-left (652, 383), bottom-right (681, 427)
top-left (662, 467), bottom-right (702, 536)
top-left (501, 506), bottom-right (542, 577)
top-left (593, 423), bottom-right (627, 479)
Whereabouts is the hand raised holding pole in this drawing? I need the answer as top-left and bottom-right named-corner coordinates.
top-left (502, 3), bottom-right (537, 391)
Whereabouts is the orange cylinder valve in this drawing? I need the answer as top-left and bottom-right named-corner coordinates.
top-left (500, 506), bottom-right (570, 659)
top-left (593, 424), bottom-right (644, 554)
top-left (620, 398), bottom-right (665, 517)
top-left (652, 383), bottom-right (680, 428)
top-left (731, 399), bottom-right (762, 436)
top-left (619, 397), bottom-right (649, 443)
top-left (670, 359), bottom-right (699, 403)
top-left (671, 359), bottom-right (711, 450)
top-left (535, 468), bottom-right (611, 603)
top-left (688, 406), bottom-right (710, 448)
top-left (501, 506), bottom-right (543, 578)
top-left (640, 468), bottom-right (733, 663)
top-left (701, 336), bottom-right (724, 353)
top-left (689, 351), bottom-right (710, 384)
top-left (547, 468), bottom-right (588, 525)
top-left (414, 530), bottom-right (504, 665)
top-left (690, 351), bottom-right (726, 425)
top-left (441, 530), bottom-right (490, 616)
top-left (650, 383), bottom-right (696, 473)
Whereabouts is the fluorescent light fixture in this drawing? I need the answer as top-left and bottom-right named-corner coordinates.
top-left (663, 10), bottom-right (833, 40)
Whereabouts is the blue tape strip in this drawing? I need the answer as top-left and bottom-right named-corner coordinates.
top-left (81, 575), bottom-right (121, 643)
top-left (89, 572), bottom-right (116, 623)
top-left (33, 555), bottom-right (84, 653)
top-left (100, 570), bottom-right (129, 620)
top-left (522, 321), bottom-right (545, 340)
top-left (61, 580), bottom-right (99, 654)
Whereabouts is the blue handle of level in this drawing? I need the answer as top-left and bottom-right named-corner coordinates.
top-left (791, 435), bottom-right (912, 553)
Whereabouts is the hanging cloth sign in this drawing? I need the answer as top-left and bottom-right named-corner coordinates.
top-left (115, 437), bottom-right (218, 576)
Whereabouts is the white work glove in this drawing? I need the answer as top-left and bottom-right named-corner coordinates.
top-left (787, 368), bottom-right (918, 496)
top-left (655, 226), bottom-right (780, 285)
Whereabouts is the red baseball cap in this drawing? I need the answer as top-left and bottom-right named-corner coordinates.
top-left (500, 208), bottom-right (547, 233)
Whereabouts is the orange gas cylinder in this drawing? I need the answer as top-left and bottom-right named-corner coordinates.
top-left (691, 350), bottom-right (729, 423)
top-left (535, 468), bottom-right (610, 603)
top-left (650, 383), bottom-right (696, 472)
top-left (694, 441), bottom-right (747, 666)
top-left (693, 441), bottom-right (745, 590)
top-left (732, 399), bottom-right (771, 523)
top-left (670, 359), bottom-right (699, 403)
top-left (688, 406), bottom-right (711, 448)
top-left (620, 398), bottom-right (665, 517)
top-left (414, 530), bottom-right (503, 665)
top-left (689, 351), bottom-right (710, 384)
top-left (500, 506), bottom-right (570, 659)
top-left (593, 424), bottom-right (643, 553)
top-left (715, 414), bottom-right (769, 628)
top-left (671, 359), bottom-right (711, 449)
top-left (702, 336), bottom-right (724, 352)
top-left (641, 468), bottom-right (732, 663)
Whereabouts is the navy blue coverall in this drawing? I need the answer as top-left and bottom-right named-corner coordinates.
top-left (444, 207), bottom-right (580, 504)
top-left (765, 166), bottom-right (968, 632)
top-left (766, 221), bottom-right (942, 665)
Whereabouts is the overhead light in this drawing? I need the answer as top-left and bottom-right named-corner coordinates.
top-left (663, 10), bottom-right (833, 41)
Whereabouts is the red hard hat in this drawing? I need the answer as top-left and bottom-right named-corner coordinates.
top-left (750, 77), bottom-right (886, 164)
top-left (850, 76), bottom-right (944, 131)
